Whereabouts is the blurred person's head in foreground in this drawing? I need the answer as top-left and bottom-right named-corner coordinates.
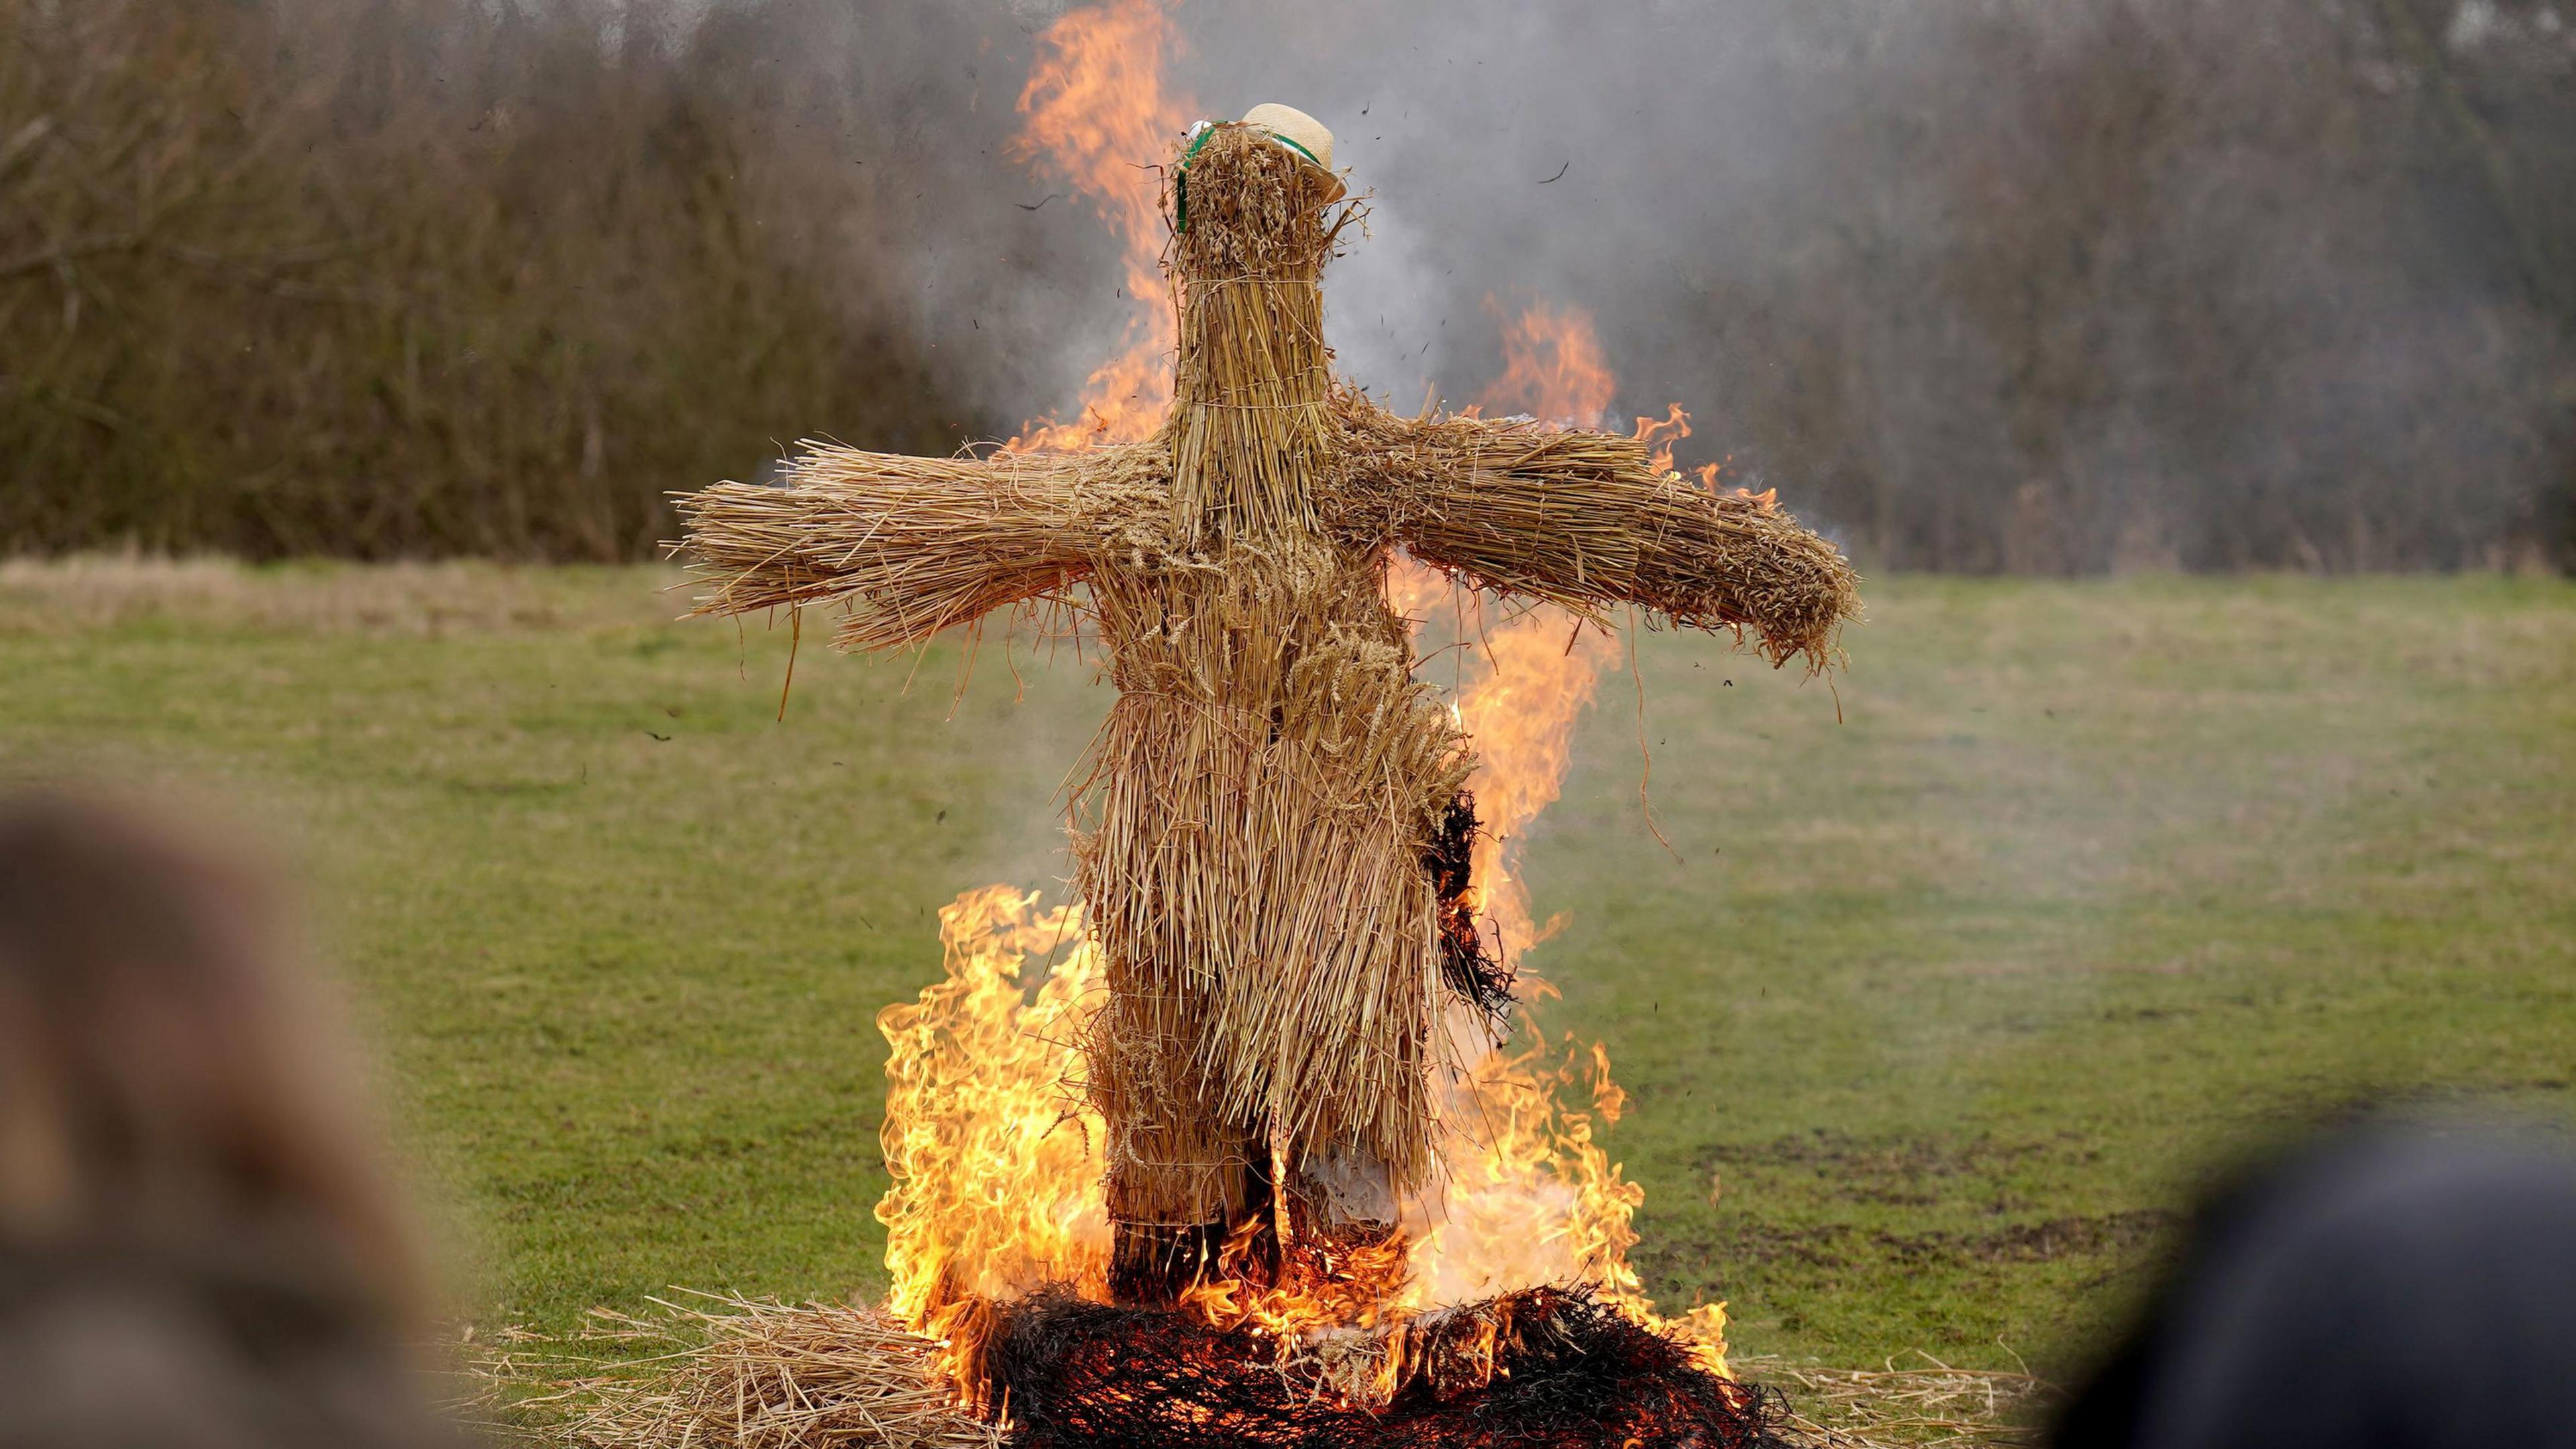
top-left (2055, 1116), bottom-right (2576, 1449)
top-left (0, 789), bottom-right (460, 1448)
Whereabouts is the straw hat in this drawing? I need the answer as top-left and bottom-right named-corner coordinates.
top-left (1240, 103), bottom-right (1346, 201)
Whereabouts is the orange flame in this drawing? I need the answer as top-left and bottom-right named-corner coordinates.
top-left (870, 3), bottom-right (1737, 1405)
top-left (877, 888), bottom-right (1107, 1393)
top-left (1430, 309), bottom-right (1763, 964)
top-left (1391, 296), bottom-right (1622, 971)
top-left (1476, 295), bottom-right (1618, 429)
top-left (1004, 0), bottom-right (1187, 451)
top-left (1386, 299), bottom-right (1727, 1373)
top-left (1407, 1035), bottom-right (1729, 1375)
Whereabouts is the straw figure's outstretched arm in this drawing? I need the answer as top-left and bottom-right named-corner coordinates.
top-left (676, 441), bottom-right (1169, 652)
top-left (1327, 396), bottom-right (1860, 671)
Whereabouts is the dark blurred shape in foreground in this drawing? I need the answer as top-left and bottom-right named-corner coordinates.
top-left (0, 792), bottom-right (462, 1448)
top-left (2057, 1121), bottom-right (2576, 1449)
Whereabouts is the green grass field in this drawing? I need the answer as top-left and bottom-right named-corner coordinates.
top-left (2, 559), bottom-right (2569, 1385)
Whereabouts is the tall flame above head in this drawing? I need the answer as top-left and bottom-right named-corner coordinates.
top-left (1005, 0), bottom-right (1189, 451)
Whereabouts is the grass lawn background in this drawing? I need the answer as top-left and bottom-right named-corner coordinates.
top-left (1, 559), bottom-right (2569, 1378)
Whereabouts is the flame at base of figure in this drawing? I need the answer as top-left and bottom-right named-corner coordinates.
top-left (876, 885), bottom-right (1736, 1434)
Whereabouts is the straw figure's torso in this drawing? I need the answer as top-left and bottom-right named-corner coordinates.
top-left (1077, 128), bottom-right (1466, 1291)
top-left (680, 115), bottom-right (1862, 1305)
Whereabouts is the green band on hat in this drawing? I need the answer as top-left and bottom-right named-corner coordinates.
top-left (1175, 123), bottom-right (1216, 231)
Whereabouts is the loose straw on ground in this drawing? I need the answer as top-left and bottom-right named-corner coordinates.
top-left (453, 1295), bottom-right (998, 1449)
top-left (1738, 1352), bottom-right (2055, 1449)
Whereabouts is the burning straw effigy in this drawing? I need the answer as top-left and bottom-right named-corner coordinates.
top-left (633, 104), bottom-right (1860, 1447)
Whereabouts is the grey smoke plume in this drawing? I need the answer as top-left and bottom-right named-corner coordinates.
top-left (733, 0), bottom-right (2576, 571)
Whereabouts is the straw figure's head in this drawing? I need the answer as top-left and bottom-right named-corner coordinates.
top-left (1169, 104), bottom-right (1352, 286)
top-left (1162, 105), bottom-right (1359, 537)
